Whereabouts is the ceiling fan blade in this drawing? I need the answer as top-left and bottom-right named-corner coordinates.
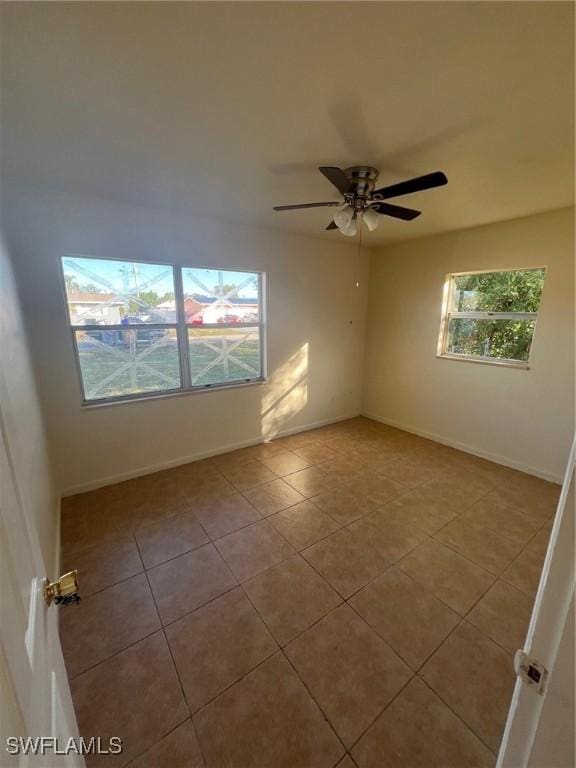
top-left (370, 202), bottom-right (421, 221)
top-left (373, 171), bottom-right (448, 200)
top-left (318, 166), bottom-right (353, 195)
top-left (273, 202), bottom-right (341, 211)
top-left (326, 221), bottom-right (338, 230)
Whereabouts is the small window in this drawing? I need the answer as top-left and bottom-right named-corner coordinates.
top-left (61, 256), bottom-right (265, 404)
top-left (438, 268), bottom-right (546, 366)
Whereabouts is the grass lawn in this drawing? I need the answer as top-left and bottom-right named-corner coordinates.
top-left (77, 330), bottom-right (261, 400)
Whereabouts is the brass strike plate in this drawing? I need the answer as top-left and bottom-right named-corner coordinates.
top-left (44, 570), bottom-right (80, 606)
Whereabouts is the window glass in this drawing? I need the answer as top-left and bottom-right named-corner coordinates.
top-left (446, 318), bottom-right (537, 362)
top-left (440, 268), bottom-right (546, 365)
top-left (74, 328), bottom-right (181, 400)
top-left (182, 267), bottom-right (260, 324)
top-left (188, 327), bottom-right (261, 386)
top-left (62, 257), bottom-right (176, 325)
top-left (451, 269), bottom-right (545, 313)
top-left (61, 257), bottom-right (265, 403)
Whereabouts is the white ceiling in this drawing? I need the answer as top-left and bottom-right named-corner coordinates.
top-left (1, 2), bottom-right (574, 245)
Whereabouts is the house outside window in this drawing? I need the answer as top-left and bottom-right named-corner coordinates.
top-left (61, 256), bottom-right (265, 404)
top-left (438, 267), bottom-right (547, 367)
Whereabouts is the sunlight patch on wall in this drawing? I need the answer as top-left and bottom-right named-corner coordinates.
top-left (261, 343), bottom-right (308, 440)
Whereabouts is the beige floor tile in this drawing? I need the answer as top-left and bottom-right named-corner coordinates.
top-left (351, 449), bottom-right (400, 475)
top-left (166, 588), bottom-right (277, 713)
top-left (192, 492), bottom-right (261, 539)
top-left (71, 632), bottom-right (188, 767)
top-left (380, 458), bottom-right (437, 489)
top-left (260, 450), bottom-right (312, 476)
top-left (243, 478), bottom-right (305, 516)
top-left (350, 568), bottom-right (459, 670)
top-left (194, 652), bottom-right (344, 768)
top-left (127, 721), bottom-right (204, 768)
top-left (148, 544), bottom-right (236, 624)
top-left (293, 443), bottom-right (340, 464)
top-left (243, 555), bottom-right (342, 645)
top-left (272, 432), bottom-right (321, 450)
top-left (317, 455), bottom-right (366, 483)
top-left (247, 441), bottom-right (290, 459)
top-left (269, 500), bottom-right (340, 549)
top-left (526, 524), bottom-right (552, 558)
top-left (284, 466), bottom-right (340, 497)
top-left (286, 604), bottom-right (412, 747)
top-left (302, 528), bottom-right (388, 598)
top-left (350, 512), bottom-right (428, 564)
top-left (383, 486), bottom-right (460, 534)
top-left (323, 436), bottom-right (366, 455)
top-left (125, 476), bottom-right (193, 531)
top-left (399, 540), bottom-right (495, 615)
top-left (136, 512), bottom-right (209, 568)
top-left (312, 483), bottom-right (378, 525)
top-left (358, 475), bottom-right (406, 506)
top-left (62, 536), bottom-right (143, 596)
top-left (184, 474), bottom-right (236, 505)
top-left (61, 502), bottom-right (123, 556)
top-left (491, 478), bottom-right (560, 521)
top-left (420, 475), bottom-right (488, 510)
top-left (502, 548), bottom-right (544, 597)
top-left (214, 520), bottom-right (294, 581)
top-left (421, 622), bottom-right (515, 752)
top-left (336, 756), bottom-right (358, 768)
top-left (434, 517), bottom-right (523, 575)
top-left (208, 447), bottom-right (262, 471)
top-left (60, 573), bottom-right (160, 678)
top-left (467, 580), bottom-right (533, 653)
top-left (463, 496), bottom-right (542, 548)
top-left (352, 677), bottom-right (494, 768)
top-left (221, 460), bottom-right (277, 491)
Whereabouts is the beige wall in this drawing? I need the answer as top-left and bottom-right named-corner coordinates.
top-left (363, 208), bottom-right (574, 482)
top-left (0, 233), bottom-right (59, 571)
top-left (2, 185), bottom-right (369, 494)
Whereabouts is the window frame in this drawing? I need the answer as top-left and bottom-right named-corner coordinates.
top-left (437, 266), bottom-right (546, 369)
top-left (60, 255), bottom-right (267, 406)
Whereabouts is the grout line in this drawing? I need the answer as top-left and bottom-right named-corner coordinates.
top-left (279, 644), bottom-right (348, 755)
top-left (122, 715), bottom-right (191, 767)
top-left (134, 534), bottom-right (192, 722)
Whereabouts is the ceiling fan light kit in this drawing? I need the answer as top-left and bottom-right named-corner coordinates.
top-left (273, 165), bottom-right (448, 236)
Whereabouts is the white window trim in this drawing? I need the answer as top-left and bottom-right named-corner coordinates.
top-left (437, 267), bottom-right (546, 370)
top-left (60, 255), bottom-right (267, 406)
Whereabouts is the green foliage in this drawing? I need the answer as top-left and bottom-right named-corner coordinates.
top-left (448, 269), bottom-right (545, 361)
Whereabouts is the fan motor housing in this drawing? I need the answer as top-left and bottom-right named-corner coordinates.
top-left (344, 166), bottom-right (379, 209)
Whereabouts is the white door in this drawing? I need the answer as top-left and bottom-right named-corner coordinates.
top-left (497, 436), bottom-right (575, 768)
top-left (0, 408), bottom-right (83, 768)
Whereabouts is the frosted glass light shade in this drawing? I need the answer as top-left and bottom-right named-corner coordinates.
top-left (333, 206), bottom-right (354, 230)
top-left (339, 220), bottom-right (357, 236)
top-left (363, 207), bottom-right (380, 231)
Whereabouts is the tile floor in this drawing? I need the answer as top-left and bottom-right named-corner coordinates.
top-left (60, 417), bottom-right (560, 767)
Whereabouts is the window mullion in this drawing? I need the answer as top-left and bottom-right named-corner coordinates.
top-left (174, 266), bottom-right (192, 390)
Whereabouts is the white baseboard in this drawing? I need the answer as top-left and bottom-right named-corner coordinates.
top-left (362, 411), bottom-right (563, 485)
top-left (61, 412), bottom-right (361, 497)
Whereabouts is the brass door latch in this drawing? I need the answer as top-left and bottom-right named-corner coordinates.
top-left (44, 570), bottom-right (81, 606)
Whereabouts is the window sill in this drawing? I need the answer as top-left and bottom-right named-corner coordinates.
top-left (80, 377), bottom-right (268, 409)
top-left (437, 353), bottom-right (530, 370)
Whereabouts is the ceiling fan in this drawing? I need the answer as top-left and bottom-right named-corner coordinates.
top-left (273, 166), bottom-right (448, 236)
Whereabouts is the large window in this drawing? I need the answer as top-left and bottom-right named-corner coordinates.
top-left (438, 268), bottom-right (546, 366)
top-left (61, 256), bottom-right (265, 404)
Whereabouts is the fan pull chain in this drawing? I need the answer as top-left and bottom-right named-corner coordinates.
top-left (355, 216), bottom-right (363, 288)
